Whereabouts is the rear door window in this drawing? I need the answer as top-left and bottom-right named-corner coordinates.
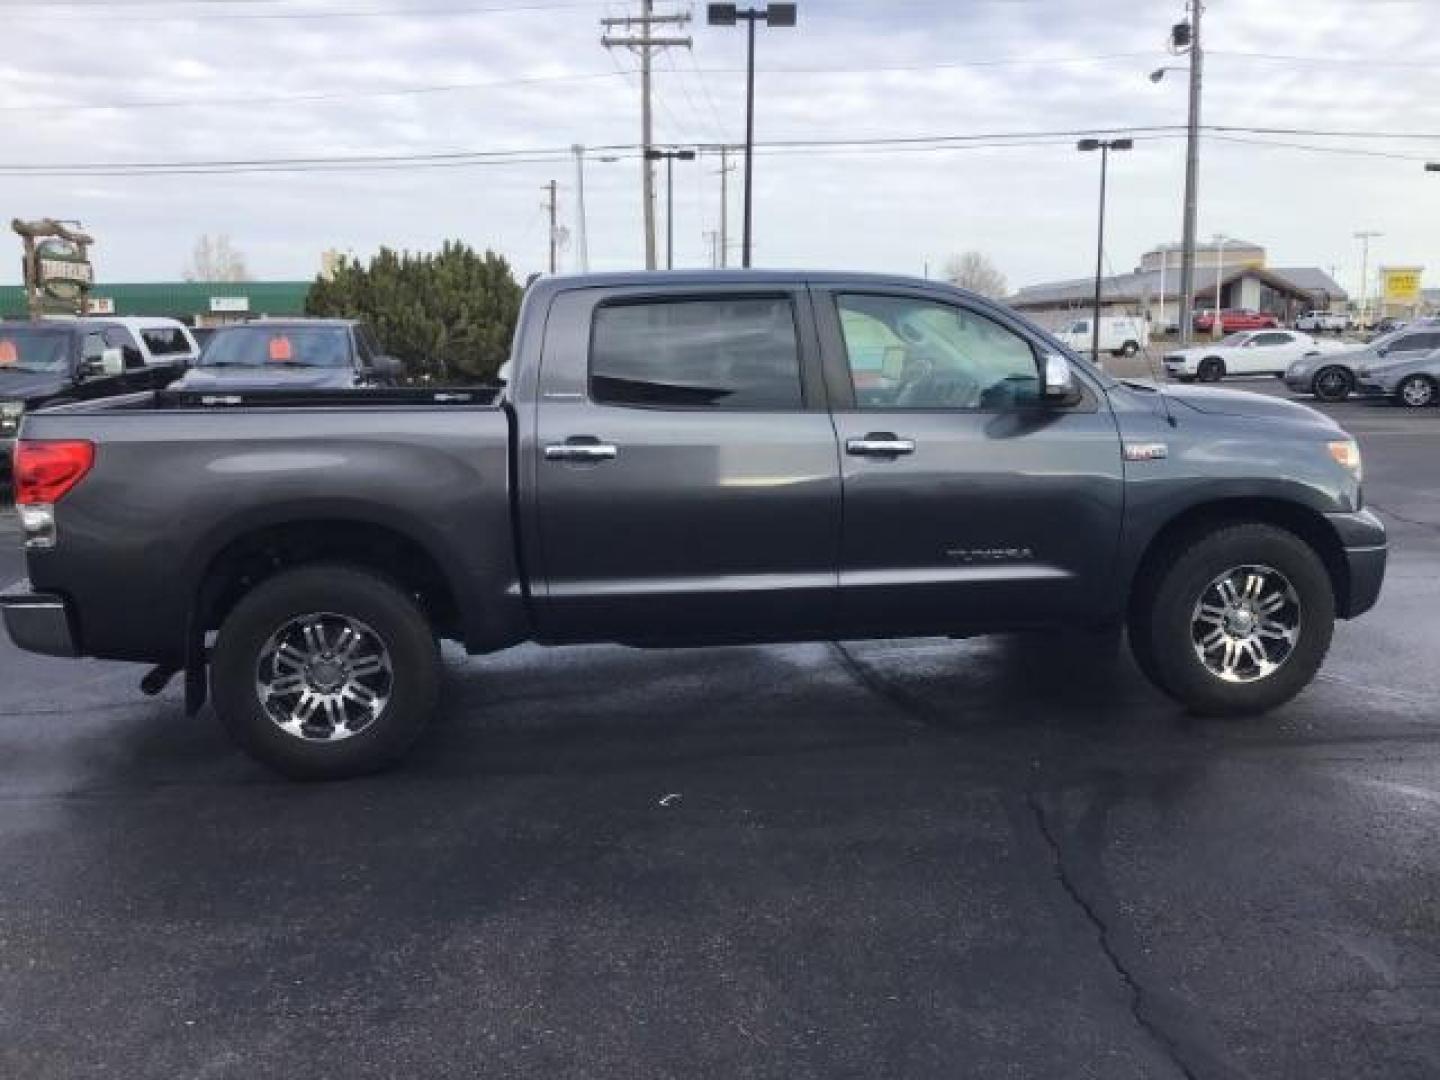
top-left (140, 328), bottom-right (194, 358)
top-left (590, 296), bottom-right (803, 410)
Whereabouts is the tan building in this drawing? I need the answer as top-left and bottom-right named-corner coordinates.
top-left (1010, 240), bottom-right (1347, 332)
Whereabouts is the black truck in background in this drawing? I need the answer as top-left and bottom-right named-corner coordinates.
top-left (1, 272), bottom-right (1386, 779)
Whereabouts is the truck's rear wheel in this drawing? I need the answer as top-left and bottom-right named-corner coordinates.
top-left (211, 564), bottom-right (439, 779)
top-left (1129, 524), bottom-right (1334, 716)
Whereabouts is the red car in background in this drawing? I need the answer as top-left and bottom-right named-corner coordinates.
top-left (1193, 308), bottom-right (1281, 334)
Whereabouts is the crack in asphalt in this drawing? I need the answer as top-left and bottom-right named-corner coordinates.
top-left (1027, 792), bottom-right (1210, 1080)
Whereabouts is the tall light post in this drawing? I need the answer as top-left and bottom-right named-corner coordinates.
top-left (1354, 230), bottom-right (1382, 328)
top-left (1077, 137), bottom-right (1132, 362)
top-left (1211, 232), bottom-right (1229, 336)
top-left (1151, 0), bottom-right (1203, 344)
top-left (571, 145), bottom-right (619, 272)
top-left (706, 3), bottom-right (797, 268)
top-left (645, 148), bottom-right (697, 269)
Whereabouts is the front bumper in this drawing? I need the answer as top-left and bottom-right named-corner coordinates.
top-left (1283, 372), bottom-right (1313, 393)
top-left (0, 581), bottom-right (78, 657)
top-left (1326, 509), bottom-right (1387, 619)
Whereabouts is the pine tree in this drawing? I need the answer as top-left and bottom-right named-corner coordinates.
top-left (306, 243), bottom-right (522, 381)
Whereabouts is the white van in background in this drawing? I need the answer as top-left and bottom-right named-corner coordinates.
top-left (1053, 315), bottom-right (1149, 358)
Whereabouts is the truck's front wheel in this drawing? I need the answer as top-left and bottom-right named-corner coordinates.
top-left (1129, 524), bottom-right (1334, 716)
top-left (211, 564), bottom-right (440, 779)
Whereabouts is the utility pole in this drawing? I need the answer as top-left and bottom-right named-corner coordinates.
top-left (1354, 230), bottom-right (1382, 327)
top-left (544, 180), bottom-right (558, 274)
top-left (602, 2), bottom-right (692, 270)
top-left (716, 146), bottom-right (737, 268)
top-left (1176, 0), bottom-right (1203, 345)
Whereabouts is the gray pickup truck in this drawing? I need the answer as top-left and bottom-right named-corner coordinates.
top-left (2, 271), bottom-right (1386, 778)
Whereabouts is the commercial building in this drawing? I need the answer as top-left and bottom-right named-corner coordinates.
top-left (0, 281), bottom-right (311, 326)
top-left (1010, 240), bottom-right (1347, 331)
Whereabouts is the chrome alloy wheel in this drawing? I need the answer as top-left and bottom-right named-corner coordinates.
top-left (1190, 565), bottom-right (1301, 684)
top-left (255, 613), bottom-right (393, 742)
top-left (1400, 376), bottom-right (1435, 408)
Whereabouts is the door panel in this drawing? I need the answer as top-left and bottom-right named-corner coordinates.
top-left (816, 287), bottom-right (1125, 635)
top-left (532, 286), bottom-right (842, 643)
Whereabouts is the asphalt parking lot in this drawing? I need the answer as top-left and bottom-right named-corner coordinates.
top-left (1, 385), bottom-right (1437, 1079)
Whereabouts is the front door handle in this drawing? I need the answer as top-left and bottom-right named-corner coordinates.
top-left (846, 433), bottom-right (916, 457)
top-left (545, 437), bottom-right (618, 463)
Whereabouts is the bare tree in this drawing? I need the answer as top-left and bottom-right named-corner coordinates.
top-left (183, 234), bottom-right (250, 282)
top-left (943, 251), bottom-right (1008, 299)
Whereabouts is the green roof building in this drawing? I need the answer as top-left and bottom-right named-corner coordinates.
top-left (0, 280), bottom-right (312, 324)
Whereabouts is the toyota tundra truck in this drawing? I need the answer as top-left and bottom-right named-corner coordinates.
top-left (1, 271), bottom-right (1387, 779)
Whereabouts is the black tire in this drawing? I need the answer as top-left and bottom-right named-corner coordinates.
top-left (1120, 340), bottom-right (1140, 357)
top-left (1396, 374), bottom-right (1437, 409)
top-left (211, 563), bottom-right (440, 780)
top-left (1129, 523), bottom-right (1334, 716)
top-left (1311, 366), bottom-right (1354, 402)
top-left (1198, 357), bottom-right (1225, 382)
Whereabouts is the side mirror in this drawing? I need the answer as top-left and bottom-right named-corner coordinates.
top-left (81, 348), bottom-right (125, 378)
top-left (1041, 353), bottom-right (1078, 403)
top-left (370, 354), bottom-right (404, 380)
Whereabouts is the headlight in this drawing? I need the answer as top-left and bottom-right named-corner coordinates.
top-left (0, 400), bottom-right (23, 438)
top-left (1328, 439), bottom-right (1362, 481)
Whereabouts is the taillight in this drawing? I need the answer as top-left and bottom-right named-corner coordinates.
top-left (14, 440), bottom-right (95, 506)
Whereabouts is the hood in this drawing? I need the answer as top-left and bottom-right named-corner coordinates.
top-left (1163, 384), bottom-right (1339, 427)
top-left (0, 370), bottom-right (72, 403)
top-left (174, 366), bottom-right (358, 391)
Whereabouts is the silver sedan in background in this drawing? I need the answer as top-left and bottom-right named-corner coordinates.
top-left (1357, 348), bottom-right (1440, 408)
top-left (1285, 326), bottom-right (1440, 402)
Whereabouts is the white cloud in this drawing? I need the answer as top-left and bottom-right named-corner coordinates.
top-left (0, 0), bottom-right (1436, 297)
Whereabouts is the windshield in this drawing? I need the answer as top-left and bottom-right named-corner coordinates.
top-left (198, 326), bottom-right (350, 368)
top-left (0, 328), bottom-right (72, 373)
top-left (1217, 333), bottom-right (1251, 347)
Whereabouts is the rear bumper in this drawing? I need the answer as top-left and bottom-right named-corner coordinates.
top-left (1326, 510), bottom-right (1387, 619)
top-left (0, 582), bottom-right (78, 657)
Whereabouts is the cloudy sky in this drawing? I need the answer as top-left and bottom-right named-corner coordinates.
top-left (2, 0), bottom-right (1437, 296)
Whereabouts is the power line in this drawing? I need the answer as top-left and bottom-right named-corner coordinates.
top-left (8, 123), bottom-right (1440, 177)
top-left (0, 0), bottom-right (614, 20)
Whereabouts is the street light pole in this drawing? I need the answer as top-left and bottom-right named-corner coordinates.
top-left (1077, 137), bottom-right (1133, 362)
top-left (706, 3), bottom-right (797, 268)
top-left (1354, 230), bottom-right (1382, 327)
top-left (645, 148), bottom-right (696, 269)
top-left (572, 145), bottom-right (589, 272)
top-left (1212, 232), bottom-right (1229, 336)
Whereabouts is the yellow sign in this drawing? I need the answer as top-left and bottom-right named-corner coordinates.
top-left (1381, 266), bottom-right (1422, 304)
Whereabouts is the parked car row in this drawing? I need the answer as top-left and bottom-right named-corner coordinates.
top-left (1, 316), bottom-right (400, 481)
top-left (1160, 321), bottom-right (1440, 408)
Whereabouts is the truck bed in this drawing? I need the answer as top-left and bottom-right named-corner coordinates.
top-left (17, 386), bottom-right (524, 663)
top-left (39, 386), bottom-right (506, 413)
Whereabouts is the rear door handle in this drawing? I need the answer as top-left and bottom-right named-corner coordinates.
top-left (544, 437), bottom-right (618, 463)
top-left (846, 434), bottom-right (916, 457)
